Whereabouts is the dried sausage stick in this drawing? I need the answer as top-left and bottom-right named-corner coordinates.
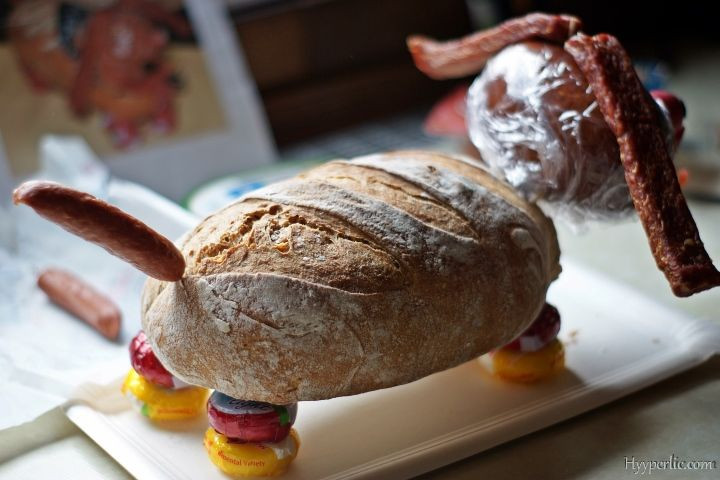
top-left (407, 13), bottom-right (581, 79)
top-left (565, 33), bottom-right (720, 296)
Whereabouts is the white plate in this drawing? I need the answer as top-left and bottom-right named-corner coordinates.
top-left (64, 187), bottom-right (720, 480)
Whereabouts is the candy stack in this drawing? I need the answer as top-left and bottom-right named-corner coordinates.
top-left (488, 303), bottom-right (565, 382)
top-left (204, 392), bottom-right (300, 477)
top-left (121, 331), bottom-right (208, 421)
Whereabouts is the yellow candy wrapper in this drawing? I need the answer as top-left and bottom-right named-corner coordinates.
top-left (204, 427), bottom-right (300, 477)
top-left (489, 338), bottom-right (565, 383)
top-left (121, 368), bottom-right (208, 421)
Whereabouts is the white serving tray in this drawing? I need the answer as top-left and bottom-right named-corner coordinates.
top-left (64, 192), bottom-right (720, 480)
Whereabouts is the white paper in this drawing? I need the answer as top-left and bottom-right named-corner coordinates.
top-left (0, 137), bottom-right (198, 430)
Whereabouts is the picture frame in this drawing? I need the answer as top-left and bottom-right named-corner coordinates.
top-left (0, 0), bottom-right (276, 202)
top-left (105, 0), bottom-right (277, 201)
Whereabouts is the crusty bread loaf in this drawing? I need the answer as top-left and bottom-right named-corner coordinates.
top-left (141, 151), bottom-right (561, 403)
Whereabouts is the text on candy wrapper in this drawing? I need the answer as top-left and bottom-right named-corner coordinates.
top-left (217, 450), bottom-right (266, 467)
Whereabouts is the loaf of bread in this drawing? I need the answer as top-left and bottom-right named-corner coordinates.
top-left (141, 151), bottom-right (561, 403)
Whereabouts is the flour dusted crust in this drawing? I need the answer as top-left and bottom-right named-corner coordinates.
top-left (141, 151), bottom-right (561, 403)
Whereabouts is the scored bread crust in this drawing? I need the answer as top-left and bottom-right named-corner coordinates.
top-left (141, 151), bottom-right (561, 403)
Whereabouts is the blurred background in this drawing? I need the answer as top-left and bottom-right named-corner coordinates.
top-left (0, 0), bottom-right (718, 206)
top-left (229, 0), bottom-right (720, 147)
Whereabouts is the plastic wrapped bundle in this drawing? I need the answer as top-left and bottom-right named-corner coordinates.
top-left (466, 41), bottom-right (683, 226)
top-left (467, 41), bottom-right (635, 224)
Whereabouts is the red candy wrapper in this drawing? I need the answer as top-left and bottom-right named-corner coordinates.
top-left (502, 303), bottom-right (561, 352)
top-left (129, 330), bottom-right (175, 389)
top-left (207, 392), bottom-right (297, 444)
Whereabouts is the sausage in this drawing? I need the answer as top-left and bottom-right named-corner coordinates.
top-left (565, 33), bottom-right (720, 296)
top-left (38, 268), bottom-right (122, 340)
top-left (13, 181), bottom-right (185, 281)
top-left (407, 12), bottom-right (581, 79)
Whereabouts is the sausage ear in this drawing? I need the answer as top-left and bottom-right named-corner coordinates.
top-left (13, 181), bottom-right (186, 282)
top-left (565, 33), bottom-right (720, 296)
top-left (407, 13), bottom-right (582, 79)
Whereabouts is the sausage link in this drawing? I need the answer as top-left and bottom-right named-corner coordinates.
top-left (38, 268), bottom-right (122, 340)
top-left (407, 12), bottom-right (581, 79)
top-left (13, 181), bottom-right (185, 281)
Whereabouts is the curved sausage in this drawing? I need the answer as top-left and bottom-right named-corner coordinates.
top-left (14, 181), bottom-right (185, 281)
top-left (407, 12), bottom-right (581, 79)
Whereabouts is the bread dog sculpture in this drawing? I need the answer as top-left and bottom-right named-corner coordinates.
top-left (14, 151), bottom-right (557, 476)
top-left (14, 12), bottom-right (720, 477)
top-left (13, 151), bottom-right (560, 402)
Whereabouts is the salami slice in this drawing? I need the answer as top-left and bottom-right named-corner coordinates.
top-left (565, 33), bottom-right (720, 296)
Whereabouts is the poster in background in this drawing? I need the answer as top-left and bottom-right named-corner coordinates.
top-left (0, 0), bottom-right (275, 200)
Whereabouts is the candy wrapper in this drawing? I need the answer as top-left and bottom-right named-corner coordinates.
top-left (207, 393), bottom-right (297, 443)
top-left (204, 428), bottom-right (300, 478)
top-left (121, 368), bottom-right (208, 421)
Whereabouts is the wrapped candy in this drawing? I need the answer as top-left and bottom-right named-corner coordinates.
top-left (121, 369), bottom-right (209, 421)
top-left (489, 339), bottom-right (565, 383)
top-left (207, 392), bottom-right (298, 443)
top-left (205, 392), bottom-right (301, 477)
top-left (486, 303), bottom-right (565, 383)
top-left (204, 428), bottom-right (300, 478)
top-left (122, 331), bottom-right (209, 421)
top-left (129, 330), bottom-right (177, 388)
top-left (502, 303), bottom-right (561, 353)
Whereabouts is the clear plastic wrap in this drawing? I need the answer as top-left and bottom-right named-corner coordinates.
top-left (467, 41), bottom-right (636, 225)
